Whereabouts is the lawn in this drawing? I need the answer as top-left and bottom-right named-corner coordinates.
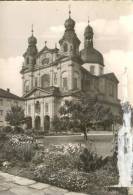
top-left (38, 133), bottom-right (113, 157)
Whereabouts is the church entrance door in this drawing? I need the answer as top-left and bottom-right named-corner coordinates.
top-left (44, 115), bottom-right (50, 133)
top-left (26, 116), bottom-right (32, 129)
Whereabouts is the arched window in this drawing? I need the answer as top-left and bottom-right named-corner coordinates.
top-left (73, 72), bottom-right (79, 89)
top-left (41, 74), bottom-right (50, 88)
top-left (24, 80), bottom-right (30, 93)
top-left (61, 71), bottom-right (68, 90)
top-left (63, 43), bottom-right (68, 52)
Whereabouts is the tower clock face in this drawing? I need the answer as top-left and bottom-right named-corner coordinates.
top-left (42, 58), bottom-right (49, 65)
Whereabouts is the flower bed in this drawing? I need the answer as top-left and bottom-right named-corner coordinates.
top-left (0, 133), bottom-right (119, 195)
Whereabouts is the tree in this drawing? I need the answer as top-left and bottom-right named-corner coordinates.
top-left (51, 115), bottom-right (61, 133)
top-left (5, 105), bottom-right (24, 127)
top-left (59, 99), bottom-right (116, 133)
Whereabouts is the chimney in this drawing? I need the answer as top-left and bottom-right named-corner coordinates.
top-left (7, 88), bottom-right (10, 93)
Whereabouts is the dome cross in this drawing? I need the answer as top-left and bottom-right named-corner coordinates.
top-left (68, 5), bottom-right (71, 18)
top-left (88, 17), bottom-right (90, 24)
top-left (45, 41), bottom-right (47, 47)
top-left (31, 24), bottom-right (34, 36)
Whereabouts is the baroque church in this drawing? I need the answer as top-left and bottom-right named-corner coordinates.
top-left (21, 10), bottom-right (120, 131)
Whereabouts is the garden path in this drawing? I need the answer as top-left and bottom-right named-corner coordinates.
top-left (0, 171), bottom-right (88, 195)
top-left (0, 171), bottom-right (132, 195)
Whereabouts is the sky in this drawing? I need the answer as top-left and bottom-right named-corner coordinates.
top-left (0, 1), bottom-right (133, 104)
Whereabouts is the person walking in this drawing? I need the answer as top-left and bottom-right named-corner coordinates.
top-left (80, 123), bottom-right (87, 141)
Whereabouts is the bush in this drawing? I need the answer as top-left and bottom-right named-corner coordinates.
top-left (32, 143), bottom-right (118, 193)
top-left (2, 126), bottom-right (12, 133)
top-left (33, 164), bottom-right (118, 194)
top-left (13, 126), bottom-right (24, 134)
top-left (32, 151), bottom-right (44, 165)
top-left (2, 134), bottom-right (37, 162)
top-left (79, 148), bottom-right (106, 172)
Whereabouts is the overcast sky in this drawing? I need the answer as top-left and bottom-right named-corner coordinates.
top-left (0, 1), bottom-right (133, 104)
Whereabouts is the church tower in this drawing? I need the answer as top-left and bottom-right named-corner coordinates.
top-left (59, 8), bottom-right (80, 57)
top-left (81, 19), bottom-right (104, 76)
top-left (21, 26), bottom-right (38, 94)
top-left (23, 25), bottom-right (38, 70)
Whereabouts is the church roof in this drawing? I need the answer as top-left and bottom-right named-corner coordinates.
top-left (99, 73), bottom-right (119, 83)
top-left (0, 88), bottom-right (23, 100)
top-left (80, 47), bottom-right (104, 66)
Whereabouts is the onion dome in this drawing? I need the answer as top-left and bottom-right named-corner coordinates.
top-left (84, 24), bottom-right (93, 36)
top-left (28, 25), bottom-right (37, 45)
top-left (64, 7), bottom-right (75, 31)
top-left (23, 25), bottom-right (38, 57)
top-left (84, 19), bottom-right (94, 39)
top-left (81, 19), bottom-right (104, 66)
top-left (64, 17), bottom-right (75, 31)
top-left (28, 35), bottom-right (37, 45)
top-left (81, 48), bottom-right (104, 66)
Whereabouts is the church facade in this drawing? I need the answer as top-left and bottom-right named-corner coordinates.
top-left (21, 12), bottom-right (120, 131)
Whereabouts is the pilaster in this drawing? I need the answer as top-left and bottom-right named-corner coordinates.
top-left (41, 99), bottom-right (44, 130)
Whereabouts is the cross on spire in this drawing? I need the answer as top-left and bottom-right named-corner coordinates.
top-left (45, 41), bottom-right (47, 47)
top-left (68, 4), bottom-right (71, 18)
top-left (88, 17), bottom-right (90, 24)
top-left (31, 24), bottom-right (34, 36)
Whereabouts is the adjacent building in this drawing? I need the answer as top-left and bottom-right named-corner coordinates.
top-left (0, 88), bottom-right (24, 127)
top-left (21, 12), bottom-right (120, 131)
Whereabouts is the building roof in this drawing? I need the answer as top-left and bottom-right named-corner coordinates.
top-left (0, 88), bottom-right (23, 100)
top-left (80, 47), bottom-right (104, 66)
top-left (99, 73), bottom-right (119, 83)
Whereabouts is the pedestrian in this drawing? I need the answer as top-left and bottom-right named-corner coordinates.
top-left (80, 123), bottom-right (87, 141)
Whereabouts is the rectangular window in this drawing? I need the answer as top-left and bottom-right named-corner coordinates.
top-left (35, 77), bottom-right (38, 87)
top-left (99, 67), bottom-right (103, 75)
top-left (0, 110), bottom-right (3, 116)
top-left (109, 83), bottom-right (114, 97)
top-left (45, 103), bottom-right (49, 113)
top-left (0, 99), bottom-right (3, 106)
top-left (28, 104), bottom-right (31, 115)
top-left (63, 77), bottom-right (68, 90)
top-left (54, 73), bottom-right (57, 85)
top-left (25, 86), bottom-right (29, 93)
top-left (90, 66), bottom-right (95, 75)
top-left (73, 78), bottom-right (78, 89)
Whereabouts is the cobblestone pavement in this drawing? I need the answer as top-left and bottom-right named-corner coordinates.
top-left (0, 171), bottom-right (88, 195)
top-left (1, 171), bottom-right (133, 195)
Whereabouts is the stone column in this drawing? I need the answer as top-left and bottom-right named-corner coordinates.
top-left (32, 99), bottom-right (35, 128)
top-left (22, 75), bottom-right (25, 95)
top-left (30, 72), bottom-right (34, 90)
top-left (40, 98), bottom-right (44, 131)
top-left (68, 62), bottom-right (73, 90)
top-left (50, 97), bottom-right (55, 130)
top-left (57, 63), bottom-right (61, 88)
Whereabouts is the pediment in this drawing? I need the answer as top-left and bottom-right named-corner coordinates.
top-left (23, 88), bottom-right (51, 99)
